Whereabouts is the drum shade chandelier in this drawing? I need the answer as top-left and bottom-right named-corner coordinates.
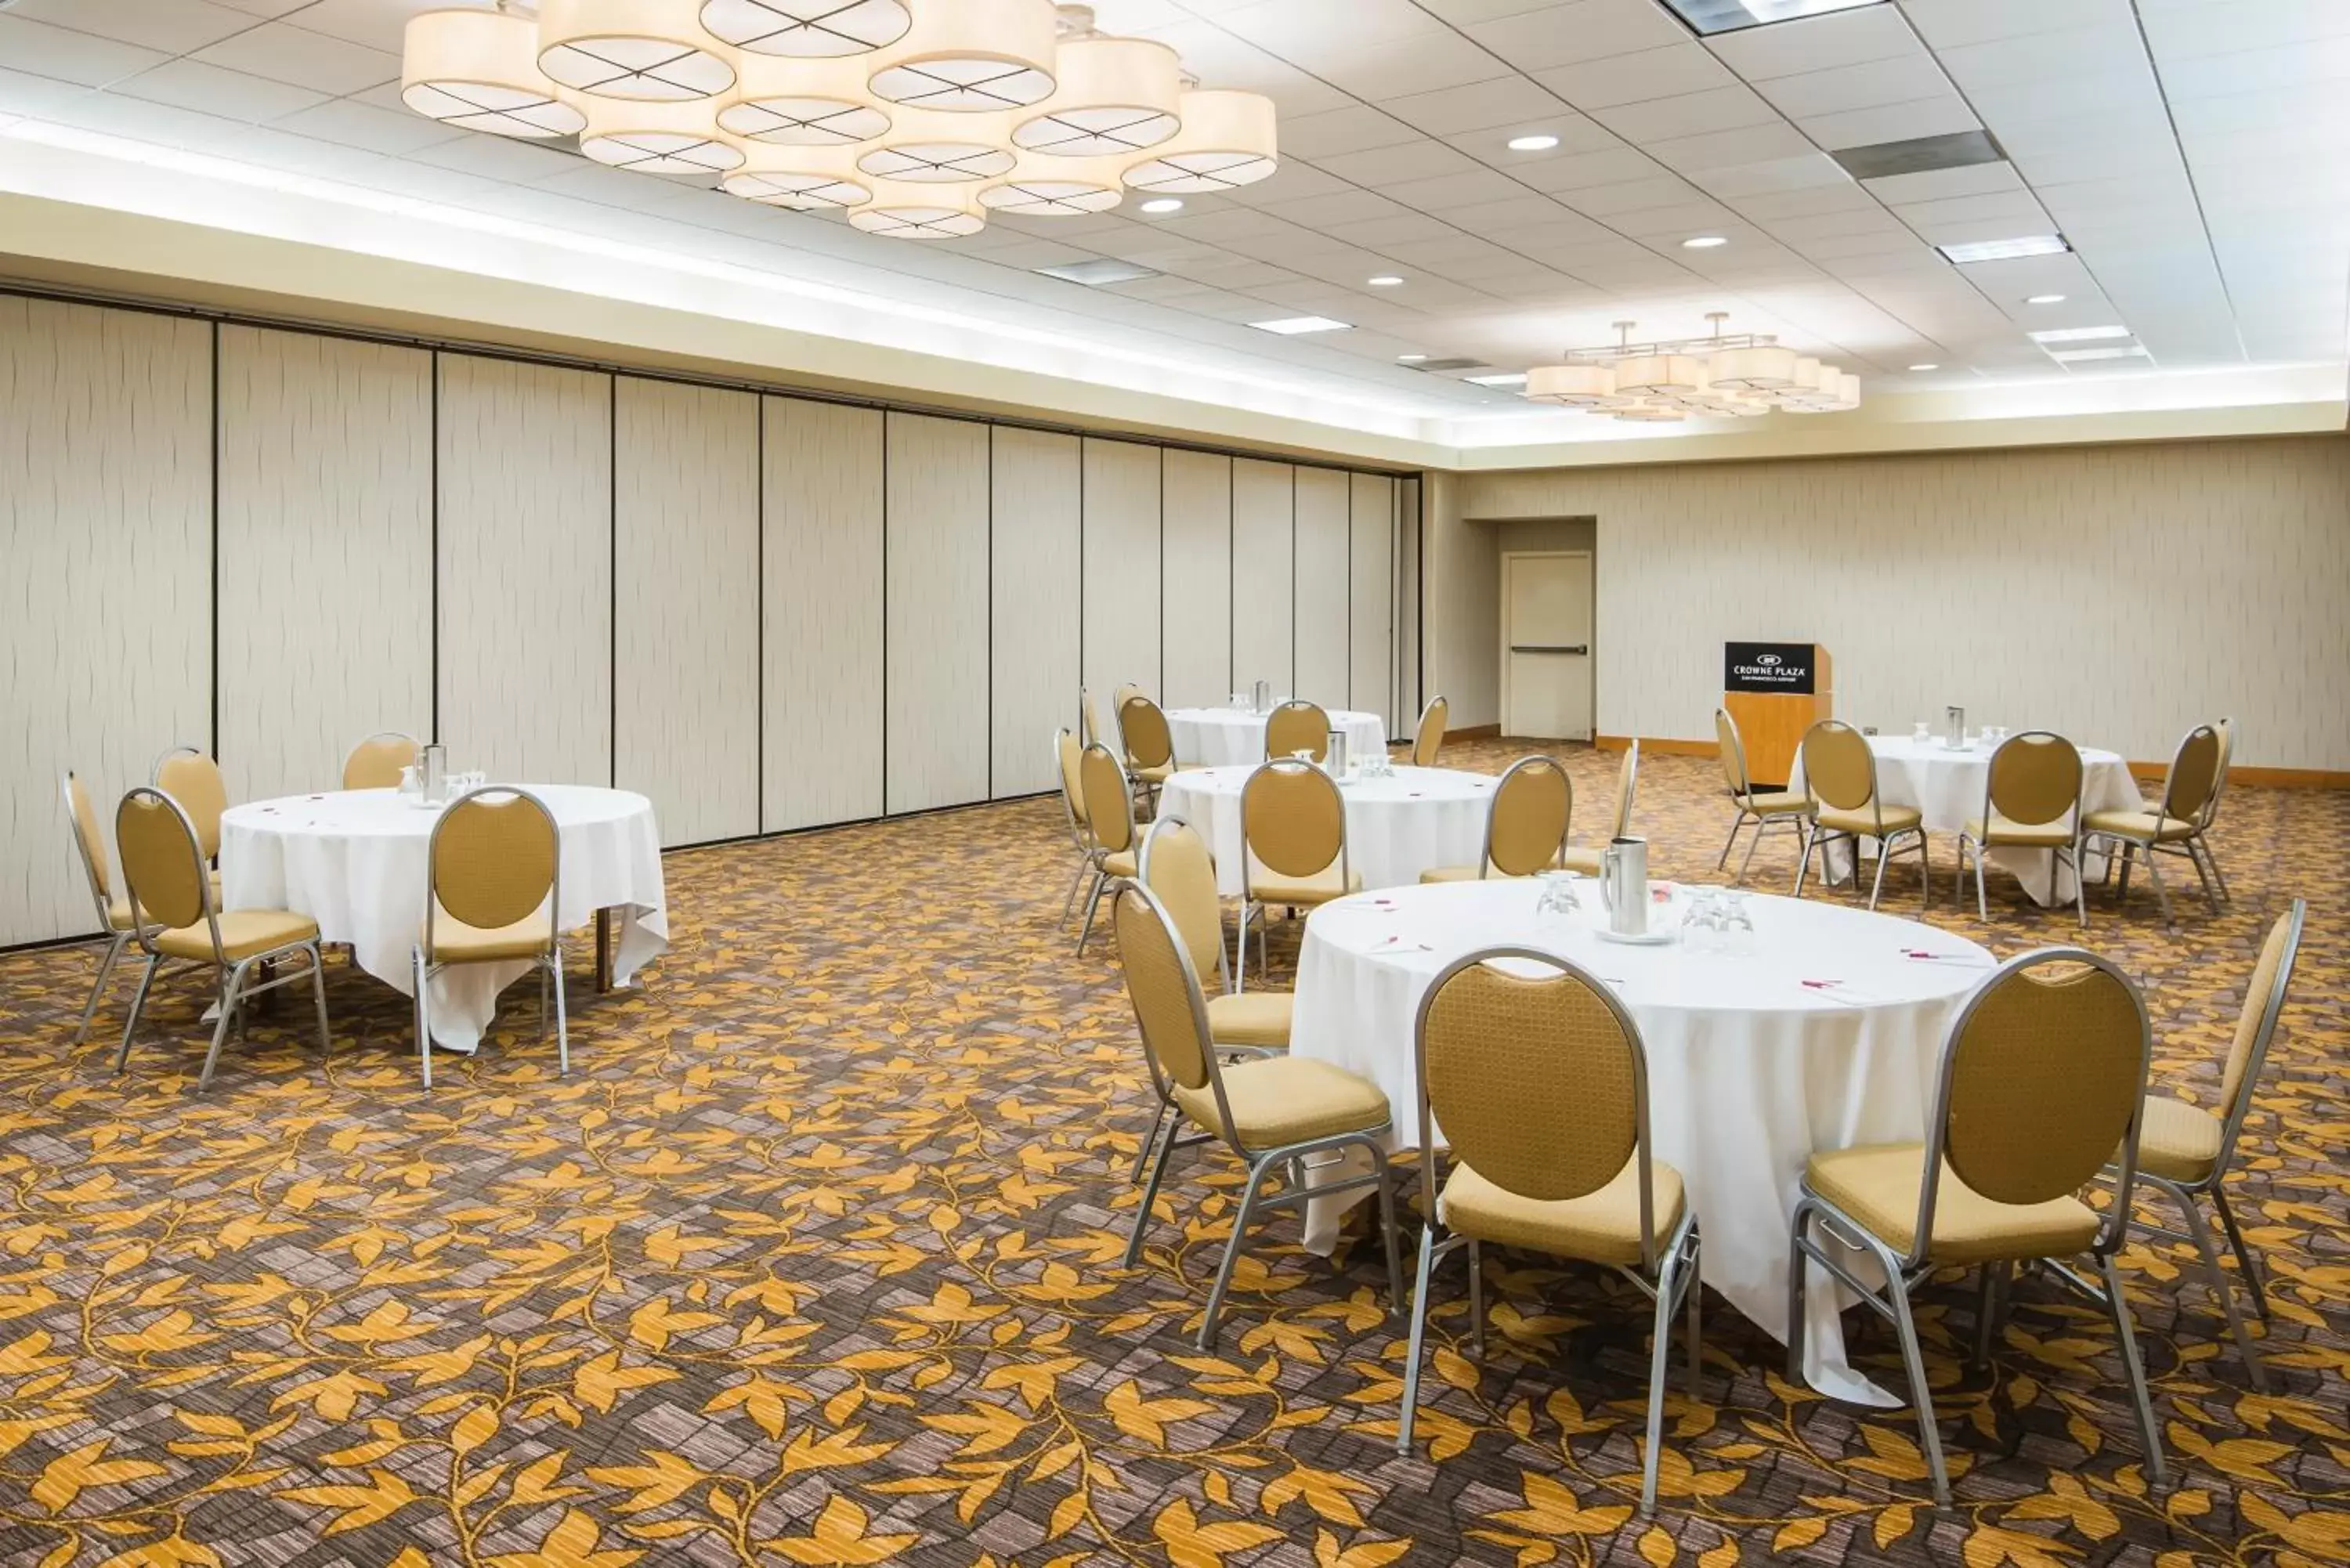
top-left (400, 1), bottom-right (1278, 240)
top-left (1524, 315), bottom-right (1862, 420)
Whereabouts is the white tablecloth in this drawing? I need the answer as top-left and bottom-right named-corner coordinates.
top-left (1790, 734), bottom-right (2140, 905)
top-left (1155, 765), bottom-right (1494, 897)
top-left (1162, 706), bottom-right (1389, 769)
top-left (220, 786), bottom-right (667, 1051)
top-left (1289, 878), bottom-right (1994, 1404)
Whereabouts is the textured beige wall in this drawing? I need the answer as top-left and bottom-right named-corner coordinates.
top-left (1461, 437), bottom-right (2350, 769)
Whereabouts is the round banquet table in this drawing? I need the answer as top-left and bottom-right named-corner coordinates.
top-left (1788, 733), bottom-right (2140, 905)
top-left (1155, 764), bottom-right (1494, 897)
top-left (220, 786), bottom-right (667, 1052)
top-left (1162, 706), bottom-right (1389, 770)
top-left (1288, 877), bottom-right (1995, 1404)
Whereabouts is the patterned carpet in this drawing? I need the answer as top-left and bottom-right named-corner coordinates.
top-left (0, 740), bottom-right (2342, 1568)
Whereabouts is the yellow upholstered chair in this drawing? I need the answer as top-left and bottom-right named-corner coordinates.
top-left (1421, 754), bottom-right (1569, 883)
top-left (342, 732), bottom-right (419, 790)
top-left (1397, 949), bottom-right (1701, 1516)
top-left (1714, 708), bottom-right (1808, 884)
top-left (1054, 728), bottom-right (1094, 923)
top-left (1074, 743), bottom-right (1139, 956)
top-left (1263, 699), bottom-right (1330, 762)
top-left (1957, 731), bottom-right (2087, 925)
top-left (154, 744), bottom-right (230, 864)
top-left (2085, 724), bottom-right (2222, 929)
top-left (1560, 739), bottom-right (1638, 875)
top-left (1237, 758), bottom-right (1358, 977)
top-left (1793, 721), bottom-right (1927, 911)
top-left (2118, 898), bottom-right (2304, 1389)
top-left (61, 771), bottom-right (144, 1045)
top-left (113, 786), bottom-right (330, 1091)
top-left (1411, 695), bottom-right (1448, 767)
top-left (1112, 681), bottom-right (1143, 717)
top-left (2187, 716), bottom-right (2236, 904)
top-left (1119, 695), bottom-right (1178, 808)
top-left (1112, 880), bottom-right (1403, 1349)
top-left (414, 787), bottom-right (566, 1088)
top-left (1080, 688), bottom-right (1104, 749)
top-left (1788, 949), bottom-right (2162, 1506)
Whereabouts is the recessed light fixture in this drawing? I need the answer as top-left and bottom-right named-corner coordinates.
top-left (1465, 371), bottom-right (1529, 387)
top-left (1367, 275), bottom-right (1404, 287)
top-left (1139, 197), bottom-right (1184, 214)
top-left (2025, 294), bottom-right (2067, 305)
top-left (1250, 315), bottom-right (1351, 335)
top-left (1909, 363), bottom-right (1939, 370)
top-left (1034, 258), bottom-right (1160, 287)
top-left (1397, 353), bottom-right (1427, 362)
top-left (2048, 345), bottom-right (2151, 363)
top-left (2030, 324), bottom-right (2128, 343)
top-left (1682, 235), bottom-right (1729, 249)
top-left (1936, 235), bottom-right (2070, 263)
top-left (1658, 0), bottom-right (1889, 35)
top-left (1506, 133), bottom-right (1559, 151)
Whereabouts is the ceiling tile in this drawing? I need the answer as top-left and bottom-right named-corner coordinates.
top-left (110, 59), bottom-right (327, 123)
top-left (192, 21), bottom-right (401, 96)
top-left (1645, 121), bottom-right (1817, 173)
top-left (1705, 5), bottom-right (1925, 79)
top-left (1589, 85), bottom-right (1781, 143)
top-left (1537, 45), bottom-right (1739, 110)
top-left (1375, 167), bottom-right (1542, 210)
top-left (1277, 104), bottom-right (1421, 159)
top-left (1751, 54), bottom-right (1955, 120)
top-left (273, 96), bottom-right (466, 155)
top-left (1795, 96), bottom-right (1980, 150)
top-left (1381, 75), bottom-right (1566, 135)
top-left (0, 16), bottom-right (168, 89)
top-left (1314, 139), bottom-right (1488, 186)
top-left (1462, 0), bottom-right (1690, 72)
top-left (7, 0), bottom-right (256, 53)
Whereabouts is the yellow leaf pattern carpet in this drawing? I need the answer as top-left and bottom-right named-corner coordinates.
top-left (0, 743), bottom-right (2341, 1566)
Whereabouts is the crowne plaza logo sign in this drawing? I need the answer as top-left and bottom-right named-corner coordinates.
top-left (1725, 641), bottom-right (1815, 694)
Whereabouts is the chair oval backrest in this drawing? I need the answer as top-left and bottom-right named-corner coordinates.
top-left (1081, 688), bottom-right (1103, 748)
top-left (430, 789), bottom-right (558, 931)
top-left (1112, 881), bottom-right (1214, 1093)
top-left (1242, 761), bottom-right (1344, 880)
top-left (1487, 756), bottom-right (1571, 876)
top-left (1079, 745), bottom-right (1135, 855)
top-left (115, 787), bottom-right (209, 932)
top-left (1714, 709), bottom-right (1751, 801)
top-left (2159, 724), bottom-right (2223, 824)
top-left (62, 771), bottom-right (110, 902)
top-left (1140, 816), bottom-right (1224, 985)
top-left (1112, 682), bottom-right (1142, 716)
top-left (1418, 951), bottom-right (1643, 1206)
top-left (1611, 739), bottom-right (1641, 836)
top-left (1412, 696), bottom-right (1448, 767)
top-left (1055, 728), bottom-right (1089, 829)
top-left (2219, 899), bottom-right (2304, 1118)
top-left (1264, 700), bottom-right (1330, 762)
top-left (1938, 951), bottom-right (2148, 1210)
top-left (343, 732), bottom-right (419, 791)
top-left (1800, 722), bottom-right (1874, 813)
top-left (154, 746), bottom-right (228, 860)
top-left (2202, 717), bottom-right (2234, 828)
top-left (1121, 696), bottom-right (1175, 770)
top-left (1987, 731), bottom-right (2083, 828)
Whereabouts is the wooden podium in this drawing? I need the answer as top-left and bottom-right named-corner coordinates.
top-left (1723, 641), bottom-right (1831, 789)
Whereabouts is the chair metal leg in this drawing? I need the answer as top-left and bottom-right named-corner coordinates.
top-left (2072, 846), bottom-right (2088, 930)
top-left (1128, 1100), bottom-right (1170, 1185)
top-left (74, 933), bottom-right (128, 1046)
top-left (1123, 1118), bottom-right (1179, 1267)
top-left (1784, 1200), bottom-right (1813, 1385)
top-left (1640, 1235), bottom-right (1692, 1518)
top-left (1791, 822), bottom-right (1815, 898)
top-left (115, 956), bottom-right (161, 1074)
top-left (1683, 1236), bottom-right (1704, 1402)
top-left (1075, 869), bottom-right (1108, 956)
top-left (1060, 855), bottom-right (1090, 922)
top-left (1376, 1159), bottom-right (1405, 1318)
top-left (2099, 1253), bottom-right (2167, 1487)
top-left (1975, 842), bottom-right (1990, 921)
top-left (197, 959), bottom-right (254, 1093)
top-left (1396, 1223), bottom-right (1441, 1454)
top-left (1884, 1263), bottom-right (1952, 1508)
top-left (1867, 833), bottom-right (1891, 910)
top-left (1734, 818), bottom-right (1769, 886)
top-left (2116, 843), bottom-right (2135, 905)
top-left (2186, 842), bottom-right (2221, 914)
top-left (1197, 1155), bottom-right (1277, 1350)
top-left (1716, 811), bottom-right (1746, 871)
top-left (1233, 901), bottom-right (1254, 990)
top-left (1466, 1239), bottom-right (1486, 1359)
top-left (2200, 838), bottom-right (2232, 904)
top-left (1971, 1263), bottom-right (2006, 1369)
top-left (2167, 1181), bottom-right (2266, 1390)
top-left (551, 953), bottom-right (570, 1075)
top-left (308, 945), bottom-right (331, 1053)
top-left (2143, 850), bottom-right (2176, 930)
top-left (414, 949), bottom-right (433, 1090)
top-left (2210, 1187), bottom-right (2268, 1321)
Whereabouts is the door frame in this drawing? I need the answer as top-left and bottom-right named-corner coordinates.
top-left (1499, 548), bottom-right (1595, 741)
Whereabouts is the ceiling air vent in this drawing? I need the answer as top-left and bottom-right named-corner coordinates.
top-left (1403, 357), bottom-right (1488, 373)
top-left (1834, 130), bottom-right (2005, 182)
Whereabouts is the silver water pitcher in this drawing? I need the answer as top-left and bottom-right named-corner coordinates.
top-left (1599, 836), bottom-right (1650, 937)
top-left (1325, 728), bottom-right (1349, 778)
top-left (1252, 678), bottom-right (1271, 714)
top-left (420, 742), bottom-right (449, 804)
top-left (1944, 705), bottom-right (1965, 748)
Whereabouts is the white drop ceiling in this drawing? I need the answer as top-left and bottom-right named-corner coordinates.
top-left (0, 0), bottom-right (2345, 450)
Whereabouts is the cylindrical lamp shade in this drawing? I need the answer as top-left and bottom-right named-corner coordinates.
top-left (1013, 37), bottom-right (1180, 157)
top-left (855, 108), bottom-right (1017, 181)
top-left (1706, 343), bottom-right (1798, 391)
top-left (849, 179), bottom-right (987, 239)
top-left (1523, 363), bottom-right (1621, 407)
top-left (1611, 354), bottom-right (1705, 396)
top-left (866, 0), bottom-right (1058, 112)
top-left (578, 96), bottom-right (743, 174)
top-left (979, 154), bottom-right (1128, 215)
top-left (402, 9), bottom-right (587, 139)
top-left (719, 53), bottom-right (890, 143)
top-left (1122, 89), bottom-right (1277, 193)
top-left (699, 0), bottom-right (909, 56)
top-left (723, 144), bottom-right (870, 208)
top-left (538, 0), bottom-right (736, 100)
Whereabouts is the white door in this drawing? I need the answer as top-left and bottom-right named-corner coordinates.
top-left (1502, 551), bottom-right (1593, 740)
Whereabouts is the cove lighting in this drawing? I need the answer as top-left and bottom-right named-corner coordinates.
top-left (2030, 325), bottom-right (2128, 343)
top-left (1250, 315), bottom-right (1351, 334)
top-left (1937, 235), bottom-right (2070, 263)
top-left (1506, 134), bottom-right (1560, 151)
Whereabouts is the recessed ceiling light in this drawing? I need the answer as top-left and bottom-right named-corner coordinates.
top-left (1682, 235), bottom-right (1729, 249)
top-left (1506, 134), bottom-right (1559, 152)
top-left (1139, 197), bottom-right (1183, 214)
top-left (1397, 353), bottom-right (1427, 362)
top-left (2025, 294), bottom-right (2067, 305)
top-left (2048, 345), bottom-right (2151, 363)
top-left (1034, 258), bottom-right (1159, 287)
top-left (1250, 315), bottom-right (1351, 335)
top-left (1367, 275), bottom-right (1404, 287)
top-left (1909, 363), bottom-right (1939, 370)
top-left (1465, 371), bottom-right (1528, 386)
top-left (2030, 324), bottom-right (2128, 343)
top-left (1658, 0), bottom-right (1888, 35)
top-left (1936, 235), bottom-right (2070, 263)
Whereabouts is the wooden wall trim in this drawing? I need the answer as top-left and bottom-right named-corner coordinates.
top-left (1593, 735), bottom-right (2350, 789)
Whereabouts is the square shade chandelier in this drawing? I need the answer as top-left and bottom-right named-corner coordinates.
top-left (400, 2), bottom-right (1278, 240)
top-left (1522, 316), bottom-right (1861, 421)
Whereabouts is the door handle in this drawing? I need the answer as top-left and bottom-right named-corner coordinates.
top-left (1511, 644), bottom-right (1589, 655)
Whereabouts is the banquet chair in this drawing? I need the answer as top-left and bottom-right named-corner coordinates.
top-left (1713, 709), bottom-right (1808, 885)
top-left (60, 771), bottom-right (146, 1045)
top-left (1120, 695), bottom-right (1179, 810)
top-left (1054, 728), bottom-right (1094, 923)
top-left (1560, 740), bottom-right (1639, 875)
top-left (1112, 880), bottom-right (1404, 1349)
top-left (1421, 754), bottom-right (1570, 882)
top-left (1112, 681), bottom-right (1144, 718)
top-left (1074, 744), bottom-right (1139, 957)
top-left (1080, 688), bottom-right (1104, 749)
top-left (2191, 717), bottom-right (2236, 904)
top-left (1397, 948), bottom-right (1701, 1517)
top-left (414, 786), bottom-right (566, 1089)
top-left (153, 746), bottom-right (230, 886)
top-left (2115, 898), bottom-right (2303, 1389)
top-left (1793, 721), bottom-right (1928, 911)
top-left (342, 732), bottom-right (419, 791)
top-left (1237, 758), bottom-right (1359, 978)
top-left (2082, 724), bottom-right (2222, 930)
top-left (1788, 948), bottom-right (2162, 1507)
top-left (1411, 695), bottom-right (1448, 767)
top-left (1957, 731), bottom-right (2088, 927)
top-left (1264, 699), bottom-right (1331, 762)
top-left (113, 786), bottom-right (331, 1092)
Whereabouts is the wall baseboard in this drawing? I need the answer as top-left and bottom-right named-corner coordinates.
top-left (1594, 735), bottom-right (2348, 789)
top-left (1444, 723), bottom-right (1502, 741)
top-left (1596, 734), bottom-right (1717, 757)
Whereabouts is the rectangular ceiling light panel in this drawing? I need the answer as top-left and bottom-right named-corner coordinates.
top-left (1250, 316), bottom-right (1352, 334)
top-left (1034, 258), bottom-right (1160, 286)
top-left (1464, 371), bottom-right (1529, 386)
top-left (2029, 325), bottom-right (2131, 343)
top-left (2048, 345), bottom-right (2150, 363)
top-left (1936, 234), bottom-right (2070, 263)
top-left (1659, 0), bottom-right (1886, 35)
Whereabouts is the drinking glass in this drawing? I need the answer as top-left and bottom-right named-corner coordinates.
top-left (1720, 890), bottom-right (1757, 956)
top-left (1912, 722), bottom-right (1931, 742)
top-left (1679, 889), bottom-right (1723, 952)
top-left (1534, 870), bottom-right (1581, 931)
